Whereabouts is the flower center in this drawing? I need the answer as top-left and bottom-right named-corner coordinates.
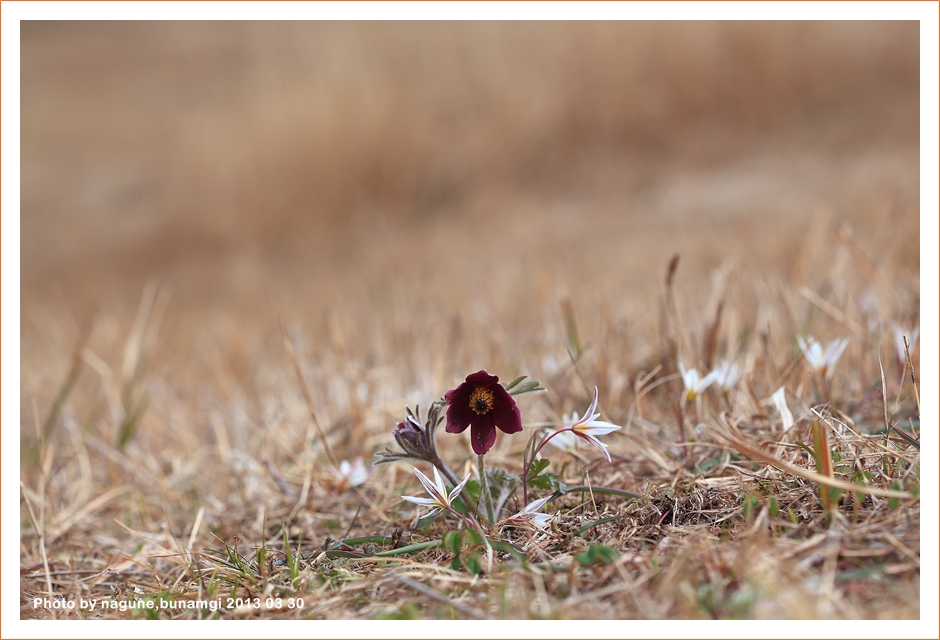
top-left (468, 386), bottom-right (495, 415)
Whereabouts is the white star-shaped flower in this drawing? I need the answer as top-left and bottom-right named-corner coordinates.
top-left (679, 362), bottom-right (719, 402)
top-left (797, 335), bottom-right (849, 379)
top-left (337, 458), bottom-right (370, 488)
top-left (401, 466), bottom-right (471, 519)
top-left (500, 496), bottom-right (554, 530)
top-left (561, 387), bottom-right (621, 462)
top-left (711, 361), bottom-right (740, 395)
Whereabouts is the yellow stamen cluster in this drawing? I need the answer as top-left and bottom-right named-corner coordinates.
top-left (468, 386), bottom-right (495, 415)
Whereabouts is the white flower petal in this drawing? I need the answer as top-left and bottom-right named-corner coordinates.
top-left (771, 386), bottom-right (794, 431)
top-left (826, 337), bottom-right (849, 367)
top-left (522, 496), bottom-right (552, 514)
top-left (699, 369), bottom-right (721, 391)
top-left (578, 420), bottom-right (621, 437)
top-left (402, 496), bottom-right (439, 506)
top-left (796, 335), bottom-right (811, 357)
top-left (576, 432), bottom-right (612, 462)
top-left (503, 496), bottom-right (555, 529)
top-left (413, 467), bottom-right (446, 503)
top-left (584, 387), bottom-right (599, 424)
top-left (448, 472), bottom-right (472, 503)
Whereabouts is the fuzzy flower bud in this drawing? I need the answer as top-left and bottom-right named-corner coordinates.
top-left (393, 416), bottom-right (429, 456)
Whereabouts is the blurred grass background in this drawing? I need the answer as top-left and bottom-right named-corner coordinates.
top-left (21, 19), bottom-right (919, 443)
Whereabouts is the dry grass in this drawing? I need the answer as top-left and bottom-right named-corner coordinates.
top-left (18, 21), bottom-right (921, 621)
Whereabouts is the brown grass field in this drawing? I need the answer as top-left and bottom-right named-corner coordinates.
top-left (18, 20), bottom-right (923, 623)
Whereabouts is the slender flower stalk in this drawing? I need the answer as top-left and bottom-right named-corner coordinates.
top-left (477, 454), bottom-right (496, 525)
top-left (545, 426), bottom-right (589, 462)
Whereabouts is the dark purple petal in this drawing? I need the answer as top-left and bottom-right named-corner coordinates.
top-left (470, 417), bottom-right (498, 455)
top-left (465, 370), bottom-right (499, 386)
top-left (443, 383), bottom-right (468, 407)
top-left (490, 384), bottom-right (522, 434)
top-left (445, 400), bottom-right (473, 434)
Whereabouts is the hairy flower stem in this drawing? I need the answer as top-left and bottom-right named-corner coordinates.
top-left (455, 510), bottom-right (493, 573)
top-left (477, 455), bottom-right (496, 525)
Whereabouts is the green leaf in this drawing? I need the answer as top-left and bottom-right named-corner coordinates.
top-left (768, 496), bottom-right (779, 518)
top-left (507, 379), bottom-right (546, 396)
top-left (465, 553), bottom-right (483, 576)
top-left (502, 376), bottom-right (528, 391)
top-left (465, 527), bottom-right (483, 547)
top-left (527, 459), bottom-right (551, 479)
top-left (443, 530), bottom-right (463, 556)
top-left (827, 486), bottom-right (842, 507)
top-left (527, 458), bottom-right (559, 491)
top-left (794, 441), bottom-right (816, 459)
top-left (576, 544), bottom-right (620, 566)
top-left (488, 539), bottom-right (527, 562)
top-left (530, 475), bottom-right (556, 491)
top-left (787, 506), bottom-right (798, 524)
top-left (694, 455), bottom-right (725, 475)
top-left (528, 458), bottom-right (567, 493)
top-left (463, 479), bottom-right (481, 505)
top-left (742, 492), bottom-right (761, 519)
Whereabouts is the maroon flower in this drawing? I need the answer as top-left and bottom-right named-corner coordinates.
top-left (444, 370), bottom-right (522, 455)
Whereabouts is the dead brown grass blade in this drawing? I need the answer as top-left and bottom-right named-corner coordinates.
top-left (903, 335), bottom-right (920, 417)
top-left (810, 420), bottom-right (837, 511)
